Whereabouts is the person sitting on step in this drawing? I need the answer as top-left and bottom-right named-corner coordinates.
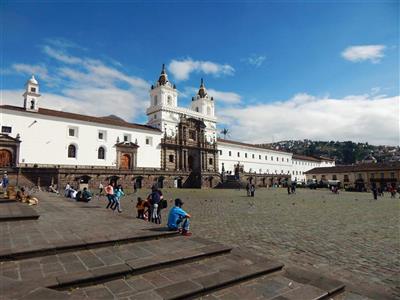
top-left (167, 198), bottom-right (192, 236)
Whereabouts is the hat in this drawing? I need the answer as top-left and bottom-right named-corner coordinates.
top-left (175, 198), bottom-right (184, 207)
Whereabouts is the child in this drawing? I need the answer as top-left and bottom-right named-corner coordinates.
top-left (136, 197), bottom-right (145, 219)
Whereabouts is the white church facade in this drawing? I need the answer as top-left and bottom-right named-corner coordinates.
top-left (0, 66), bottom-right (334, 188)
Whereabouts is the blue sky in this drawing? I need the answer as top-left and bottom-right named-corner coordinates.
top-left (1, 1), bottom-right (399, 145)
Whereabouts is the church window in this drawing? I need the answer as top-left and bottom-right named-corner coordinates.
top-left (153, 114), bottom-right (157, 120)
top-left (68, 127), bottom-right (78, 137)
top-left (237, 152), bottom-right (240, 157)
top-left (229, 151), bottom-right (232, 157)
top-left (30, 87), bottom-right (36, 92)
top-left (169, 155), bottom-right (174, 163)
top-left (98, 147), bottom-right (105, 159)
top-left (167, 95), bottom-right (172, 105)
top-left (252, 154), bottom-right (255, 159)
top-left (98, 130), bottom-right (106, 141)
top-left (68, 144), bottom-right (77, 158)
top-left (209, 158), bottom-right (213, 165)
top-left (189, 130), bottom-right (196, 140)
top-left (271, 156), bottom-right (273, 161)
top-left (1, 126), bottom-right (12, 134)
top-left (245, 153), bottom-right (247, 158)
top-left (195, 107), bottom-right (199, 112)
top-left (259, 155), bottom-right (261, 159)
top-left (219, 150), bottom-right (222, 155)
top-left (146, 137), bottom-right (153, 145)
top-left (265, 156), bottom-right (267, 160)
top-left (123, 134), bottom-right (131, 142)
top-left (282, 157), bottom-right (284, 162)
top-left (276, 157), bottom-right (279, 161)
top-left (30, 100), bottom-right (35, 109)
top-left (154, 95), bottom-right (158, 105)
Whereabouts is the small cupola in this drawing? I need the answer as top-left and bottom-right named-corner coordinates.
top-left (197, 78), bottom-right (207, 98)
top-left (158, 64), bottom-right (169, 86)
top-left (23, 75), bottom-right (41, 112)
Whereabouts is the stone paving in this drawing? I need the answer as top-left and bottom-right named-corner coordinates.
top-left (0, 188), bottom-right (398, 299)
top-left (144, 187), bottom-right (399, 298)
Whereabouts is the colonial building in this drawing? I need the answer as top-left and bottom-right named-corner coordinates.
top-left (0, 66), bottom-right (335, 189)
top-left (305, 162), bottom-right (400, 191)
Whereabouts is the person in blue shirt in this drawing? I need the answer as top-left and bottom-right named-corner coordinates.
top-left (167, 198), bottom-right (192, 236)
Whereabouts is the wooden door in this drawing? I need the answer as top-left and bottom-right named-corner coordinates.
top-left (0, 150), bottom-right (12, 167)
top-left (120, 154), bottom-right (131, 170)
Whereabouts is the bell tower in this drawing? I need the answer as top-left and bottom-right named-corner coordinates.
top-left (147, 64), bottom-right (178, 130)
top-left (23, 75), bottom-right (41, 112)
top-left (191, 78), bottom-right (214, 116)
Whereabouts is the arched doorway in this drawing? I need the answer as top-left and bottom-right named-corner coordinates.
top-left (0, 150), bottom-right (12, 167)
top-left (135, 176), bottom-right (143, 189)
top-left (157, 176), bottom-right (164, 189)
top-left (120, 154), bottom-right (131, 170)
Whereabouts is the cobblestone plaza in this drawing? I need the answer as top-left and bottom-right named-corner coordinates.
top-left (153, 188), bottom-right (399, 297)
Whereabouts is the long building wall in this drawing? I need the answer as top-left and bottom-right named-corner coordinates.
top-left (0, 108), bottom-right (162, 168)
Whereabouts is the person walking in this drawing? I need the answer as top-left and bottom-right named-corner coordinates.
top-left (167, 198), bottom-right (192, 236)
top-left (112, 185), bottom-right (124, 213)
top-left (105, 182), bottom-right (115, 209)
top-left (246, 183), bottom-right (250, 196)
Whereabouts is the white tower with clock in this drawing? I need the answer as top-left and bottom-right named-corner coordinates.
top-left (23, 75), bottom-right (41, 112)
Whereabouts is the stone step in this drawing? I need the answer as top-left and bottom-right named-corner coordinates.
top-left (0, 228), bottom-right (179, 261)
top-left (53, 242), bottom-right (232, 290)
top-left (0, 202), bottom-right (40, 222)
top-left (65, 248), bottom-right (283, 299)
top-left (200, 265), bottom-right (346, 300)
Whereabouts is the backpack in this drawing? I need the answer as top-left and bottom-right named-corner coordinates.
top-left (160, 199), bottom-right (168, 209)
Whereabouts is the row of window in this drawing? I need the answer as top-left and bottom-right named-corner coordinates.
top-left (68, 127), bottom-right (153, 145)
top-left (222, 150), bottom-right (290, 163)
top-left (316, 172), bottom-right (396, 181)
top-left (67, 144), bottom-right (106, 160)
top-left (168, 155), bottom-right (214, 165)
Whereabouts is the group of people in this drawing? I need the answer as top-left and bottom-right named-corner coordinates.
top-left (64, 183), bottom-right (93, 202)
top-left (135, 186), bottom-right (191, 236)
top-left (287, 181), bottom-right (297, 195)
top-left (65, 180), bottom-right (192, 236)
top-left (371, 183), bottom-right (399, 200)
top-left (136, 185), bottom-right (166, 223)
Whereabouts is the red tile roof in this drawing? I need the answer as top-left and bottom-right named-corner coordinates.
top-left (0, 105), bottom-right (161, 133)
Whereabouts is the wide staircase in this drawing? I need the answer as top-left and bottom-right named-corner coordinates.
top-left (215, 175), bottom-right (245, 189)
top-left (0, 229), bottom-right (377, 300)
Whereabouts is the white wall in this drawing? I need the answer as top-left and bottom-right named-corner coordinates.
top-left (218, 142), bottom-right (293, 175)
top-left (1, 109), bottom-right (162, 168)
top-left (291, 159), bottom-right (336, 182)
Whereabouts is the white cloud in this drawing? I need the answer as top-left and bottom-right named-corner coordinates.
top-left (168, 58), bottom-right (234, 81)
top-left (3, 44), bottom-right (151, 122)
top-left (341, 45), bottom-right (386, 63)
top-left (11, 64), bottom-right (50, 81)
top-left (218, 93), bottom-right (400, 146)
top-left (179, 86), bottom-right (241, 104)
top-left (243, 54), bottom-right (266, 67)
top-left (208, 89), bottom-right (241, 104)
